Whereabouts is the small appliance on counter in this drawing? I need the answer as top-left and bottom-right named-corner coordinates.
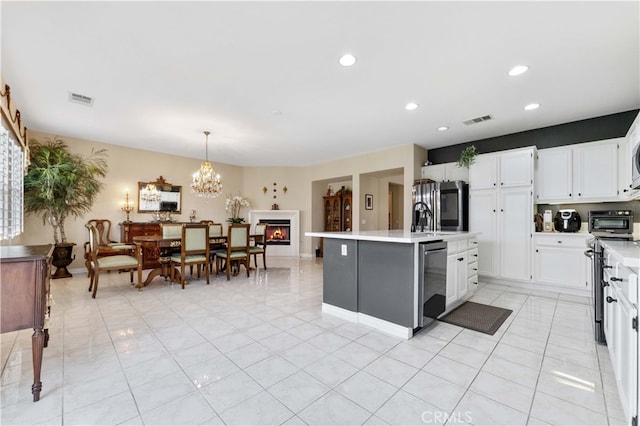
top-left (543, 210), bottom-right (553, 232)
top-left (554, 209), bottom-right (581, 232)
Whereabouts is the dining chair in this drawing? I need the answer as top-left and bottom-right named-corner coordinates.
top-left (215, 223), bottom-right (251, 281)
top-left (83, 219), bottom-right (135, 277)
top-left (87, 224), bottom-right (142, 299)
top-left (207, 223), bottom-right (225, 272)
top-left (250, 223), bottom-right (268, 269)
top-left (169, 224), bottom-right (210, 288)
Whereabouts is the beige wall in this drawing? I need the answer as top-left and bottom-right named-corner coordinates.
top-left (13, 131), bottom-right (426, 269)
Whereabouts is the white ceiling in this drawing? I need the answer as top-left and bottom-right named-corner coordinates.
top-left (2, 1), bottom-right (639, 167)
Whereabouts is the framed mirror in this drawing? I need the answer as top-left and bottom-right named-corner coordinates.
top-left (137, 176), bottom-right (182, 214)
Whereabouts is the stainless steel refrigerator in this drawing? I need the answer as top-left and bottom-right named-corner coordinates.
top-left (412, 181), bottom-right (469, 232)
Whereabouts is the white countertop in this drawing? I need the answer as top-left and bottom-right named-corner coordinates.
top-left (601, 240), bottom-right (640, 272)
top-left (306, 229), bottom-right (480, 243)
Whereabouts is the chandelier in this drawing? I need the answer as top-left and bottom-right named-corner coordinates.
top-left (192, 130), bottom-right (222, 198)
top-left (140, 184), bottom-right (161, 202)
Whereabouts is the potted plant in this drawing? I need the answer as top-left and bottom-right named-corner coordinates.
top-left (24, 138), bottom-right (108, 278)
top-left (456, 145), bottom-right (477, 168)
top-left (225, 193), bottom-right (250, 223)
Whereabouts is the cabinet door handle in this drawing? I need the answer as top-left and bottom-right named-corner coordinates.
top-left (602, 281), bottom-right (610, 287)
top-left (557, 241), bottom-right (562, 244)
top-left (458, 257), bottom-right (464, 262)
top-left (606, 296), bottom-right (618, 303)
top-left (473, 254), bottom-right (478, 257)
top-left (493, 183), bottom-right (496, 186)
top-left (623, 189), bottom-right (629, 193)
top-left (610, 277), bottom-right (623, 282)
top-left (603, 264), bottom-right (613, 269)
top-left (569, 193), bottom-right (572, 197)
top-left (501, 182), bottom-right (503, 186)
top-left (578, 193), bottom-right (582, 196)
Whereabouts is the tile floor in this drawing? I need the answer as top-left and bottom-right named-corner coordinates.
top-left (0, 257), bottom-right (628, 425)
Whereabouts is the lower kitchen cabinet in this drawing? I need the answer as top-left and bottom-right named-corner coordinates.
top-left (533, 233), bottom-right (590, 291)
top-left (445, 238), bottom-right (477, 308)
top-left (602, 246), bottom-right (639, 425)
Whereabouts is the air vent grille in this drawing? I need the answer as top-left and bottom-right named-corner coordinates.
top-left (69, 92), bottom-right (94, 106)
top-left (463, 115), bottom-right (492, 125)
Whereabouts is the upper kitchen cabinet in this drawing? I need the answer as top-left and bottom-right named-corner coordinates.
top-left (421, 162), bottom-right (469, 182)
top-left (536, 138), bottom-right (621, 203)
top-left (620, 112), bottom-right (640, 200)
top-left (469, 148), bottom-right (533, 190)
top-left (469, 147), bottom-right (535, 282)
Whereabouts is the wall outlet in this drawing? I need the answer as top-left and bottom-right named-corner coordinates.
top-left (341, 244), bottom-right (347, 256)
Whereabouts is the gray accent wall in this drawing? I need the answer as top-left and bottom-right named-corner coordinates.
top-left (428, 109), bottom-right (639, 164)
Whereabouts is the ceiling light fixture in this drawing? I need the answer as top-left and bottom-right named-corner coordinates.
top-left (524, 103), bottom-right (540, 111)
top-left (339, 54), bottom-right (357, 67)
top-left (191, 131), bottom-right (223, 198)
top-left (508, 65), bottom-right (529, 76)
top-left (437, 126), bottom-right (449, 132)
top-left (405, 102), bottom-right (419, 111)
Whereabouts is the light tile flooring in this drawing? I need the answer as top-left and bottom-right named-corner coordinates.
top-left (0, 257), bottom-right (627, 425)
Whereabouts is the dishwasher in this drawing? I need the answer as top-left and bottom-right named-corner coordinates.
top-left (419, 241), bottom-right (448, 327)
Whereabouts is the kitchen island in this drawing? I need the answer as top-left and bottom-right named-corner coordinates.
top-left (306, 230), bottom-right (479, 338)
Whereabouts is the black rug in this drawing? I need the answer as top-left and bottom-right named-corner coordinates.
top-left (439, 301), bottom-right (512, 335)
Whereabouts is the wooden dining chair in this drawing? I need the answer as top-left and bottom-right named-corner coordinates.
top-left (215, 223), bottom-right (251, 281)
top-left (169, 224), bottom-right (210, 288)
top-left (207, 223), bottom-right (225, 272)
top-left (87, 224), bottom-right (142, 298)
top-left (250, 223), bottom-right (268, 269)
top-left (83, 219), bottom-right (135, 277)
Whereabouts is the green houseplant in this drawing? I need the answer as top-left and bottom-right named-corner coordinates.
top-left (24, 138), bottom-right (108, 278)
top-left (456, 145), bottom-right (477, 168)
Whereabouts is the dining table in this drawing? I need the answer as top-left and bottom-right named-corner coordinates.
top-left (132, 234), bottom-right (229, 287)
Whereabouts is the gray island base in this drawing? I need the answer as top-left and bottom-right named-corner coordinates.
top-left (306, 230), bottom-right (479, 339)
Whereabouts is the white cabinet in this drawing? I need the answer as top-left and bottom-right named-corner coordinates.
top-left (421, 162), bottom-right (469, 182)
top-left (602, 246), bottom-right (639, 425)
top-left (536, 148), bottom-right (572, 202)
top-left (469, 147), bottom-right (534, 282)
top-left (469, 190), bottom-right (497, 276)
top-left (533, 234), bottom-right (590, 291)
top-left (445, 239), bottom-right (469, 307)
top-left (536, 139), bottom-right (621, 203)
top-left (467, 238), bottom-right (479, 297)
top-left (620, 113), bottom-right (640, 200)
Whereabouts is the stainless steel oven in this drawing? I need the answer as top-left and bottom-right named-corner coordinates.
top-left (585, 210), bottom-right (634, 343)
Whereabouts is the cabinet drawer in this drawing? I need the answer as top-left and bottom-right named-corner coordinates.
top-left (447, 240), bottom-right (463, 254)
top-left (468, 275), bottom-right (479, 288)
top-left (534, 234), bottom-right (589, 248)
top-left (468, 248), bottom-right (479, 262)
top-left (613, 262), bottom-right (638, 306)
top-left (468, 238), bottom-right (478, 249)
top-left (468, 261), bottom-right (478, 276)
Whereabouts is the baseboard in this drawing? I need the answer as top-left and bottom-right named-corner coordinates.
top-left (479, 275), bottom-right (591, 297)
top-left (322, 303), bottom-right (412, 340)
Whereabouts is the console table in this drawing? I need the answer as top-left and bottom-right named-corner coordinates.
top-left (0, 244), bottom-right (53, 402)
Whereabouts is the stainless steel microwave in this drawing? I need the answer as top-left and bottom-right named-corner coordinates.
top-left (632, 141), bottom-right (640, 190)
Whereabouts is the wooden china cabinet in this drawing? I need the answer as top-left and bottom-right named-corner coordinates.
top-left (320, 191), bottom-right (352, 256)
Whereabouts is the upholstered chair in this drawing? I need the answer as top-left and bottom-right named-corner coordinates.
top-left (250, 223), bottom-right (268, 269)
top-left (169, 224), bottom-right (210, 289)
top-left (87, 224), bottom-right (142, 298)
top-left (215, 223), bottom-right (251, 281)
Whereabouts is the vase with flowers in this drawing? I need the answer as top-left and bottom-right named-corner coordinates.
top-left (225, 193), bottom-right (250, 223)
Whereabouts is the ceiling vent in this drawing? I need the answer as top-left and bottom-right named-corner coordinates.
top-left (68, 92), bottom-right (94, 106)
top-left (463, 115), bottom-right (492, 125)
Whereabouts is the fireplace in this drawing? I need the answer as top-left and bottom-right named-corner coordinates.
top-left (260, 219), bottom-right (290, 246)
top-left (249, 210), bottom-right (300, 257)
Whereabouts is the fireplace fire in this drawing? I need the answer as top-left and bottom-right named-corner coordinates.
top-left (260, 219), bottom-right (290, 245)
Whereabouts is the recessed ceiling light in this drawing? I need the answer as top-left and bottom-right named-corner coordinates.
top-left (524, 103), bottom-right (540, 111)
top-left (437, 126), bottom-right (449, 132)
top-left (508, 65), bottom-right (529, 76)
top-left (405, 102), bottom-right (419, 111)
top-left (339, 54), bottom-right (357, 67)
